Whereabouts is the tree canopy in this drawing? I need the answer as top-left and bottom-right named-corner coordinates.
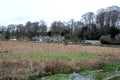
top-left (0, 6), bottom-right (120, 44)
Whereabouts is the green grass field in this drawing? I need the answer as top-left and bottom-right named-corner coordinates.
top-left (1, 50), bottom-right (97, 61)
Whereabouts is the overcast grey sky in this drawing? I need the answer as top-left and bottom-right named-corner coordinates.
top-left (0, 0), bottom-right (120, 26)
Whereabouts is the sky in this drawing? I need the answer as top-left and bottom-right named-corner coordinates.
top-left (0, 0), bottom-right (120, 26)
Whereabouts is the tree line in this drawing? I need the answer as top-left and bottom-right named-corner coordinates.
top-left (0, 6), bottom-right (120, 44)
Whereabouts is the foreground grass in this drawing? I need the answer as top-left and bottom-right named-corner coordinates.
top-left (0, 50), bottom-right (120, 79)
top-left (32, 62), bottom-right (120, 80)
top-left (1, 51), bottom-right (98, 61)
top-left (0, 41), bottom-right (120, 79)
top-left (109, 76), bottom-right (120, 80)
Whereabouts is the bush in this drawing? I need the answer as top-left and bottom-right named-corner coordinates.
top-left (111, 39), bottom-right (120, 45)
top-left (99, 35), bottom-right (112, 44)
top-left (100, 35), bottom-right (120, 44)
top-left (94, 72), bottom-right (106, 80)
top-left (103, 62), bottom-right (120, 72)
top-left (18, 36), bottom-right (31, 41)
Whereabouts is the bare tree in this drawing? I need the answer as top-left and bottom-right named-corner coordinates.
top-left (81, 12), bottom-right (95, 27)
top-left (39, 20), bottom-right (47, 33)
top-left (96, 6), bottom-right (120, 35)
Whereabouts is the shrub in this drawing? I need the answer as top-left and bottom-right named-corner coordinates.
top-left (99, 35), bottom-right (112, 44)
top-left (100, 35), bottom-right (120, 44)
top-left (18, 36), bottom-right (31, 41)
top-left (103, 62), bottom-right (120, 71)
top-left (115, 34), bottom-right (120, 41)
top-left (111, 39), bottom-right (120, 45)
top-left (94, 72), bottom-right (106, 80)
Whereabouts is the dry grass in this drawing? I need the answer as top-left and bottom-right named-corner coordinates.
top-left (0, 40), bottom-right (120, 79)
top-left (0, 40), bottom-right (119, 54)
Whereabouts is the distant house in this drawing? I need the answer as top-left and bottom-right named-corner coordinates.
top-left (35, 38), bottom-right (43, 43)
top-left (34, 36), bottom-right (65, 43)
top-left (10, 36), bottom-right (17, 41)
top-left (10, 38), bottom-right (17, 41)
top-left (51, 36), bottom-right (65, 43)
top-left (82, 40), bottom-right (102, 46)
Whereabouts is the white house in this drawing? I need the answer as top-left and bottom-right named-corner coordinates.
top-left (10, 36), bottom-right (17, 41)
top-left (82, 40), bottom-right (102, 46)
top-left (34, 36), bottom-right (65, 43)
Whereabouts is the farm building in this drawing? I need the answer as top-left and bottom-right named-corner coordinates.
top-left (82, 40), bottom-right (102, 46)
